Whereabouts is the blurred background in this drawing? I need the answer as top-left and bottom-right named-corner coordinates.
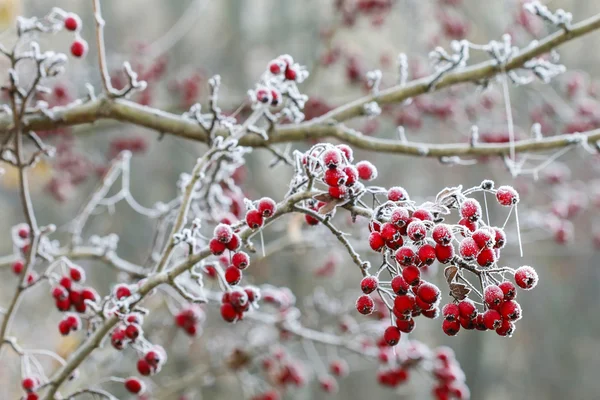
top-left (1, 0), bottom-right (600, 399)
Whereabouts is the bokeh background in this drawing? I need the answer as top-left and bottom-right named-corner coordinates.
top-left (1, 0), bottom-right (600, 399)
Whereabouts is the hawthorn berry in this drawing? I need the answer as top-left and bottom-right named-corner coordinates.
top-left (422, 307), bottom-right (440, 319)
top-left (58, 319), bottom-right (72, 336)
top-left (393, 294), bottom-right (415, 315)
top-left (442, 303), bottom-right (460, 321)
top-left (226, 233), bottom-right (241, 251)
top-left (458, 218), bottom-right (477, 232)
top-left (496, 185), bottom-right (519, 206)
top-left (324, 168), bottom-right (347, 186)
top-left (111, 327), bottom-right (127, 350)
top-left (336, 144), bottom-right (354, 162)
top-left (495, 319), bottom-right (515, 337)
top-left (457, 299), bottom-right (477, 319)
top-left (328, 185), bottom-right (347, 199)
top-left (498, 281), bottom-right (517, 301)
top-left (460, 199), bottom-right (482, 221)
top-left (70, 39), bottom-right (88, 58)
top-left (432, 224), bottom-right (453, 245)
top-left (52, 286), bottom-right (68, 301)
top-left (257, 197), bottom-right (277, 217)
top-left (391, 275), bottom-right (410, 295)
top-left (225, 266), bottom-right (242, 285)
top-left (472, 228), bottom-right (493, 249)
top-left (493, 227), bottom-right (506, 249)
top-left (137, 359), bottom-right (152, 376)
top-left (81, 287), bottom-right (99, 302)
top-left (360, 276), bottom-right (378, 294)
top-left (322, 148), bottom-right (342, 168)
top-left (285, 66), bottom-right (298, 81)
top-left (483, 285), bottom-right (504, 309)
top-left (500, 300), bottom-right (522, 321)
top-left (482, 309), bottom-right (502, 330)
top-left (64, 13), bottom-right (80, 31)
top-left (355, 160), bottom-right (377, 180)
top-left (22, 377), bottom-right (38, 392)
top-left (369, 231), bottom-right (385, 252)
top-left (402, 265), bottom-right (421, 286)
top-left (383, 326), bottom-right (401, 346)
top-left (214, 223), bottom-right (233, 243)
top-left (59, 276), bottom-right (72, 290)
top-left (442, 319), bottom-right (460, 336)
top-left (476, 248), bottom-right (496, 267)
top-left (124, 377), bottom-right (145, 394)
top-left (232, 252), bottom-right (250, 270)
top-left (220, 302), bottom-right (238, 322)
top-left (12, 260), bottom-right (24, 275)
top-left (380, 223), bottom-right (398, 242)
top-left (69, 266), bottom-right (85, 282)
top-left (459, 237), bottom-right (479, 260)
top-left (418, 244), bottom-right (436, 266)
top-left (355, 295), bottom-right (375, 315)
top-left (209, 238), bottom-right (227, 255)
top-left (435, 244), bottom-right (455, 264)
top-left (395, 247), bottom-right (415, 266)
top-left (388, 186), bottom-right (409, 202)
top-left (514, 266), bottom-right (538, 289)
top-left (413, 209), bottom-right (434, 221)
top-left (390, 207), bottom-right (410, 227)
top-left (343, 165), bottom-right (358, 186)
top-left (125, 324), bottom-right (141, 340)
top-left (114, 284), bottom-right (132, 300)
top-left (407, 220), bottom-right (426, 242)
top-left (269, 61), bottom-right (282, 75)
top-left (246, 209), bottom-right (264, 229)
top-left (396, 317), bottom-right (415, 333)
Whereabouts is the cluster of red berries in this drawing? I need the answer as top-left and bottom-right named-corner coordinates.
top-left (268, 55), bottom-right (303, 83)
top-left (174, 305), bottom-right (206, 336)
top-left (110, 313), bottom-right (144, 350)
top-left (255, 348), bottom-right (306, 398)
top-left (62, 13), bottom-right (87, 58)
top-left (21, 376), bottom-right (41, 400)
top-left (220, 286), bottom-right (260, 323)
top-left (136, 346), bottom-right (167, 376)
top-left (432, 347), bottom-right (469, 400)
top-left (51, 266), bottom-right (98, 315)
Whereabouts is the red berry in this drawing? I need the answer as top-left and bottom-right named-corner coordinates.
top-left (81, 287), bottom-right (98, 302)
top-left (52, 286), bottom-right (68, 300)
top-left (391, 275), bottom-right (409, 295)
top-left (220, 302), bottom-right (238, 322)
top-left (232, 252), bottom-right (250, 270)
top-left (324, 169), bottom-right (346, 186)
top-left (435, 244), bottom-right (455, 264)
top-left (18, 227), bottom-right (29, 239)
top-left (417, 244), bottom-right (436, 266)
top-left (360, 276), bottom-right (378, 294)
top-left (442, 303), bottom-right (460, 321)
top-left (459, 237), bottom-right (479, 260)
top-left (56, 298), bottom-right (71, 311)
top-left (484, 285), bottom-right (504, 309)
top-left (322, 149), bottom-right (342, 169)
top-left (496, 185), bottom-right (519, 206)
top-left (482, 309), bottom-right (502, 330)
top-left (64, 14), bottom-right (80, 31)
top-left (355, 160), bottom-right (377, 181)
top-left (356, 295), bottom-right (375, 315)
top-left (500, 300), bottom-right (522, 321)
top-left (269, 62), bottom-right (282, 74)
top-left (284, 66), bottom-right (298, 81)
top-left (328, 185), bottom-right (347, 199)
top-left (442, 319), bottom-right (460, 336)
top-left (390, 207), bottom-right (410, 227)
top-left (402, 265), bottom-right (421, 286)
top-left (458, 299), bottom-right (477, 319)
top-left (58, 319), bottom-right (72, 335)
top-left (124, 377), bottom-right (145, 394)
top-left (214, 223), bottom-right (233, 243)
top-left (69, 266), bottom-right (85, 282)
top-left (22, 377), bottom-right (38, 392)
top-left (472, 228), bottom-right (493, 249)
top-left (493, 227), bottom-right (506, 249)
top-left (432, 224), bottom-right (453, 245)
top-left (460, 199), bottom-right (482, 221)
top-left (65, 314), bottom-right (81, 330)
top-left (407, 220), bottom-right (426, 242)
top-left (343, 165), bottom-right (358, 186)
top-left (209, 238), bottom-right (226, 255)
top-left (270, 90), bottom-right (281, 106)
top-left (305, 214), bottom-right (319, 226)
top-left (458, 218), bottom-right (477, 232)
top-left (459, 315), bottom-right (475, 330)
top-left (336, 144), bottom-right (354, 162)
top-left (59, 276), bottom-right (72, 290)
top-left (386, 235), bottom-right (404, 250)
top-left (225, 266), bottom-right (242, 285)
top-left (413, 209), bottom-right (433, 221)
top-left (115, 284), bottom-right (132, 300)
top-left (111, 327), bottom-right (127, 350)
top-left (394, 294), bottom-right (415, 315)
top-left (70, 39), bottom-right (88, 58)
top-left (226, 233), bottom-right (241, 251)
top-left (369, 231), bottom-right (385, 252)
top-left (380, 223), bottom-right (398, 242)
top-left (498, 281), bottom-right (517, 301)
top-left (514, 266), bottom-right (538, 289)
top-left (388, 187), bottom-right (409, 202)
top-left (12, 260), bottom-right (24, 275)
top-left (495, 319), bottom-right (515, 337)
top-left (396, 317), bottom-right (415, 333)
top-left (395, 247), bottom-right (415, 266)
top-left (137, 359), bottom-right (152, 376)
top-left (125, 324), bottom-right (141, 340)
top-left (422, 307), bottom-right (440, 319)
top-left (257, 197), bottom-right (277, 217)
top-left (476, 248), bottom-right (496, 267)
top-left (246, 209), bottom-right (264, 229)
top-left (383, 326), bottom-right (401, 346)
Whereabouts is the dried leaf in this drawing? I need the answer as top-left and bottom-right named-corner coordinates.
top-left (318, 200), bottom-right (342, 215)
top-left (435, 185), bottom-right (463, 208)
top-left (444, 265), bottom-right (459, 285)
top-left (313, 193), bottom-right (333, 203)
top-left (449, 283), bottom-right (471, 301)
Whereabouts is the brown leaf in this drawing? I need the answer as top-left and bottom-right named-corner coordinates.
top-left (449, 283), bottom-right (471, 301)
top-left (313, 193), bottom-right (333, 203)
top-left (444, 265), bottom-right (459, 285)
top-left (318, 200), bottom-right (342, 215)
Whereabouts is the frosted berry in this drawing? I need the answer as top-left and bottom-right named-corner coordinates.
top-left (225, 266), bottom-right (242, 285)
top-left (137, 359), bottom-right (152, 376)
top-left (460, 199), bottom-right (482, 221)
top-left (328, 185), bottom-right (347, 199)
top-left (322, 149), bottom-right (342, 169)
top-left (417, 282), bottom-right (440, 304)
top-left (498, 281), bottom-right (517, 301)
top-left (269, 62), bottom-right (282, 75)
top-left (70, 39), bottom-right (88, 58)
top-left (395, 247), bottom-right (415, 266)
top-left (324, 168), bottom-right (347, 187)
top-left (388, 186), bottom-right (409, 202)
top-left (458, 218), bottom-right (477, 232)
top-left (458, 299), bottom-right (477, 319)
top-left (22, 377), bottom-right (38, 392)
top-left (258, 197), bottom-right (277, 217)
top-left (58, 319), bottom-right (72, 335)
top-left (226, 233), bottom-right (241, 251)
top-left (59, 276), bottom-right (72, 290)
top-left (418, 244), bottom-right (436, 266)
top-left (360, 276), bottom-right (378, 294)
top-left (52, 286), bottom-right (68, 301)
top-left (482, 309), bottom-right (502, 330)
top-left (496, 185), bottom-right (519, 206)
top-left (432, 224), bottom-right (453, 245)
top-left (356, 160), bottom-right (377, 180)
top-left (442, 303), bottom-right (460, 321)
top-left (380, 223), bottom-right (399, 242)
top-left (115, 284), bottom-right (131, 300)
top-left (476, 248), bottom-right (496, 267)
top-left (495, 319), bottom-right (515, 337)
top-left (64, 14), bottom-right (80, 31)
top-left (493, 227), bottom-right (506, 249)
top-left (12, 260), bottom-right (24, 275)
top-left (442, 319), bottom-right (460, 336)
top-left (69, 266), bottom-right (85, 282)
top-left (209, 238), bottom-right (227, 255)
top-left (394, 294), bottom-right (415, 315)
top-left (484, 285), bottom-right (504, 309)
top-left (285, 67), bottom-right (298, 81)
top-left (391, 275), bottom-right (410, 295)
top-left (500, 300), bottom-right (522, 321)
top-left (422, 307), bottom-right (440, 319)
top-left (407, 220), bottom-right (426, 242)
top-left (356, 295), bottom-right (375, 315)
top-left (390, 207), bottom-right (410, 227)
top-left (220, 302), bottom-right (238, 322)
top-left (435, 244), bottom-right (455, 264)
top-left (514, 266), bottom-right (538, 289)
top-left (383, 326), bottom-right (401, 346)
top-left (124, 377), bottom-right (145, 394)
top-left (459, 238), bottom-right (479, 260)
top-left (343, 165), bottom-right (358, 186)
top-left (402, 265), bottom-right (421, 286)
top-left (245, 209), bottom-right (264, 229)
top-left (214, 223), bottom-right (233, 243)
top-left (396, 317), bottom-right (415, 333)
top-left (125, 324), bottom-right (141, 340)
top-left (413, 209), bottom-right (433, 221)
top-left (232, 252), bottom-right (250, 270)
top-left (369, 232), bottom-right (385, 252)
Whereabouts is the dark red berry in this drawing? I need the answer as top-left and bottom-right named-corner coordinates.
top-left (514, 266), bottom-right (538, 289)
top-left (496, 185), bottom-right (519, 206)
top-left (356, 295), bottom-right (375, 315)
top-left (383, 326), bottom-right (401, 346)
top-left (225, 266), bottom-right (242, 285)
top-left (246, 209), bottom-right (264, 229)
top-left (442, 319), bottom-right (460, 336)
top-left (70, 39), bottom-right (87, 58)
top-left (355, 161), bottom-right (377, 181)
top-left (257, 197), bottom-right (277, 217)
top-left (360, 276), bottom-right (378, 294)
top-left (124, 377), bottom-right (145, 394)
